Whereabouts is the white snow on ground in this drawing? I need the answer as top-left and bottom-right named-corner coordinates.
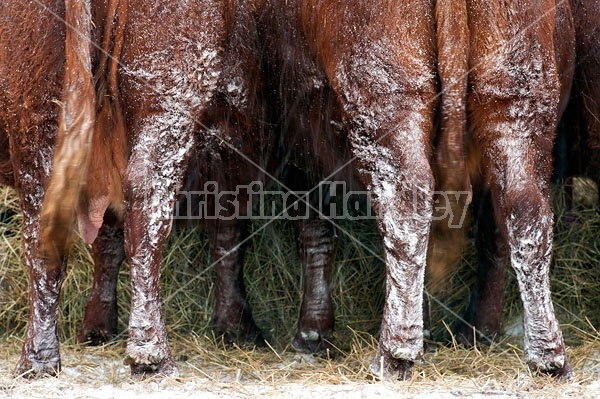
top-left (2, 378), bottom-right (600, 399)
top-left (1, 353), bottom-right (599, 399)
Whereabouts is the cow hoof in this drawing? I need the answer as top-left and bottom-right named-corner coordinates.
top-left (369, 350), bottom-right (414, 381)
top-left (527, 351), bottom-right (574, 381)
top-left (77, 328), bottom-right (116, 346)
top-left (540, 359), bottom-right (574, 381)
top-left (219, 327), bottom-right (268, 348)
top-left (291, 331), bottom-right (334, 358)
top-left (14, 357), bottom-right (61, 379)
top-left (128, 356), bottom-right (179, 380)
top-left (454, 323), bottom-right (499, 348)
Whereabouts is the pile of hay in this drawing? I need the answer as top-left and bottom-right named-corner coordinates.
top-left (0, 179), bottom-right (598, 355)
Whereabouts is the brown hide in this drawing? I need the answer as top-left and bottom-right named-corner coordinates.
top-left (458, 0), bottom-right (573, 379)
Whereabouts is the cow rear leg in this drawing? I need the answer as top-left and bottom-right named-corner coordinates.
top-left (78, 210), bottom-right (125, 345)
top-left (282, 167), bottom-right (336, 356)
top-left (331, 62), bottom-right (436, 379)
top-left (479, 109), bottom-right (572, 378)
top-left (490, 162), bottom-right (571, 377)
top-left (208, 220), bottom-right (265, 347)
top-left (291, 216), bottom-right (336, 357)
top-left (467, 3), bottom-right (572, 377)
top-left (123, 196), bottom-right (178, 378)
top-left (323, 7), bottom-right (438, 376)
top-left (15, 170), bottom-right (66, 378)
top-left (121, 118), bottom-right (196, 379)
top-left (456, 189), bottom-right (508, 345)
top-left (15, 238), bottom-right (66, 377)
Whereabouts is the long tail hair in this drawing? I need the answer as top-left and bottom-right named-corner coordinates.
top-left (427, 0), bottom-right (472, 289)
top-left (41, 0), bottom-right (127, 269)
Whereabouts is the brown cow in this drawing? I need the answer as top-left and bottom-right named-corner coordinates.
top-left (37, 0), bottom-right (263, 378)
top-left (447, 0), bottom-right (575, 378)
top-left (252, 0), bottom-right (469, 379)
top-left (65, 3), bottom-right (338, 357)
top-left (454, 0), bottom-right (598, 362)
top-left (256, 0), bottom-right (572, 379)
top-left (0, 0), bottom-right (128, 377)
top-left (0, 1), bottom-right (195, 355)
top-left (0, 0), bottom-right (339, 381)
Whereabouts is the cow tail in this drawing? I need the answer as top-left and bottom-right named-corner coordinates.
top-left (41, 0), bottom-right (97, 270)
top-left (427, 0), bottom-right (471, 289)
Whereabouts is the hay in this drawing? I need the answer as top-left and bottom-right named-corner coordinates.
top-left (1, 180), bottom-right (599, 383)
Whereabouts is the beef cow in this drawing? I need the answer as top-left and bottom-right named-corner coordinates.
top-left (255, 0), bottom-right (572, 379)
top-left (0, 0), bottom-right (210, 356)
top-left (38, 0), bottom-right (263, 378)
top-left (0, 0), bottom-right (128, 377)
top-left (445, 0), bottom-right (575, 378)
top-left (454, 0), bottom-right (595, 369)
top-left (69, 2), bottom-right (338, 357)
top-left (0, 0), bottom-right (339, 380)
